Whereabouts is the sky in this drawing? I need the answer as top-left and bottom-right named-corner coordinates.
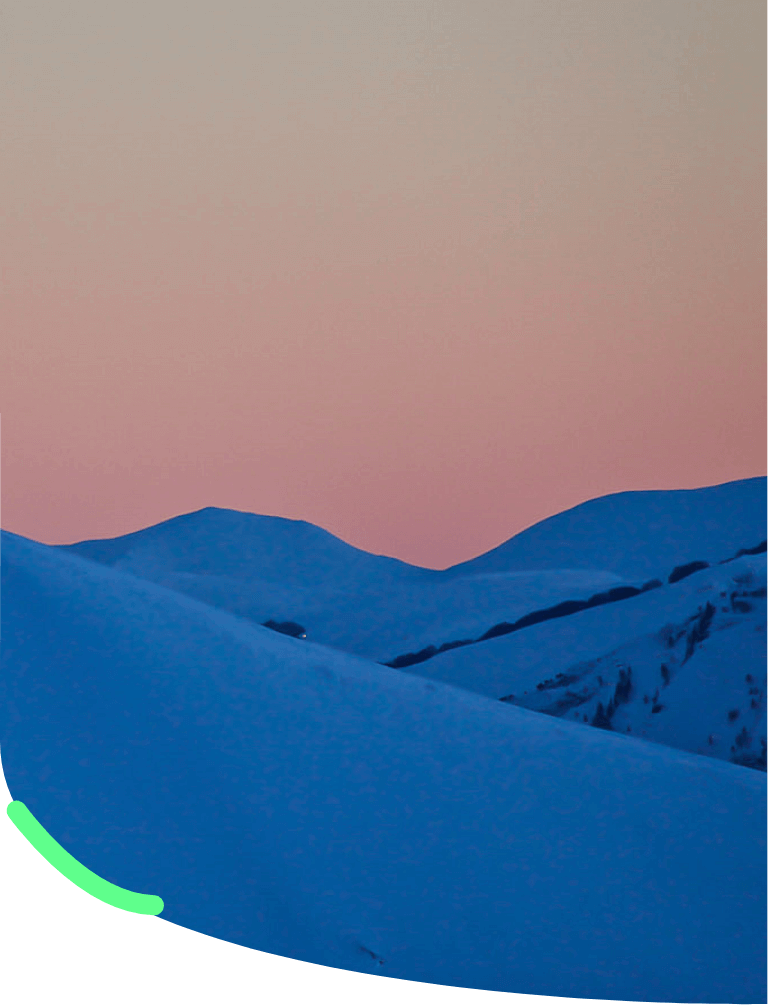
top-left (1, 0), bottom-right (765, 570)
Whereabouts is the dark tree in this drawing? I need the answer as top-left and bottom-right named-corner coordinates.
top-left (733, 540), bottom-right (767, 559)
top-left (436, 638), bottom-right (473, 654)
top-left (479, 622), bottom-right (516, 642)
top-left (731, 596), bottom-right (753, 614)
top-left (387, 645), bottom-right (438, 669)
top-left (592, 702), bottom-right (613, 730)
top-left (613, 667), bottom-right (633, 705)
top-left (263, 620), bottom-right (307, 639)
top-left (734, 726), bottom-right (750, 749)
top-left (669, 560), bottom-right (710, 585)
top-left (513, 599), bottom-right (588, 631)
top-left (605, 586), bottom-right (642, 603)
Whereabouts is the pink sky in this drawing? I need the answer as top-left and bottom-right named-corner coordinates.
top-left (1, 0), bottom-right (765, 569)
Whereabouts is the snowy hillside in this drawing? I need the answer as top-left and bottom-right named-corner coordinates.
top-left (133, 566), bottom-right (630, 663)
top-left (1, 530), bottom-right (765, 1003)
top-left (57, 508), bottom-right (625, 661)
top-left (43, 478), bottom-right (768, 768)
top-left (402, 555), bottom-right (767, 765)
top-left (444, 475), bottom-right (767, 581)
top-left (57, 506), bottom-right (429, 587)
top-left (55, 478), bottom-right (765, 665)
top-left (504, 555), bottom-right (767, 767)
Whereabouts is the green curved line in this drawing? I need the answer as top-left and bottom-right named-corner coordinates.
top-left (6, 800), bottom-right (164, 916)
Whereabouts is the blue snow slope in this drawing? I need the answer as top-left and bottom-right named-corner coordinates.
top-left (445, 475), bottom-right (767, 580)
top-left (1, 530), bottom-right (765, 1001)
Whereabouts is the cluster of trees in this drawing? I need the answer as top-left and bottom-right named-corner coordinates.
top-left (387, 638), bottom-right (473, 669)
top-left (385, 538), bottom-right (764, 672)
top-left (536, 671), bottom-right (580, 692)
top-left (590, 666), bottom-right (634, 730)
top-left (668, 560), bottom-right (710, 584)
top-left (720, 539), bottom-right (767, 563)
top-left (731, 738), bottom-right (767, 771)
top-left (682, 603), bottom-right (716, 663)
top-left (262, 620), bottom-right (307, 639)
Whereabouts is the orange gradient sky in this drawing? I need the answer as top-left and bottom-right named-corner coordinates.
top-left (1, 0), bottom-right (765, 568)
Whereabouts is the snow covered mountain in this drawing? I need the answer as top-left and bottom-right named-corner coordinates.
top-left (48, 476), bottom-right (768, 773)
top-left (57, 507), bottom-right (626, 661)
top-left (444, 475), bottom-right (767, 581)
top-left (54, 477), bottom-right (766, 666)
top-left (57, 506), bottom-right (428, 586)
top-left (401, 554), bottom-right (766, 765)
top-left (1, 529), bottom-right (765, 1002)
top-left (5, 476), bottom-right (766, 997)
